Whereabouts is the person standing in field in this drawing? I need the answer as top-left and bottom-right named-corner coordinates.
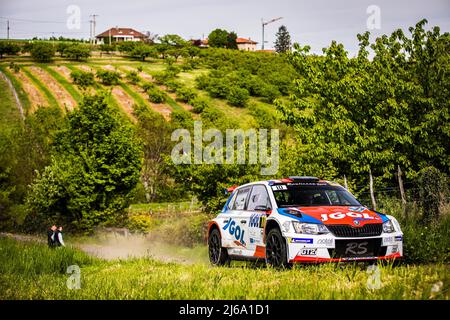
top-left (47, 225), bottom-right (57, 248)
top-left (54, 226), bottom-right (65, 247)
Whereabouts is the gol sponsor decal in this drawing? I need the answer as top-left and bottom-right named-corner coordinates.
top-left (320, 212), bottom-right (380, 222)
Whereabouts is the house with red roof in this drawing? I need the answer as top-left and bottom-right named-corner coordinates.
top-left (96, 27), bottom-right (147, 44)
top-left (236, 37), bottom-right (258, 51)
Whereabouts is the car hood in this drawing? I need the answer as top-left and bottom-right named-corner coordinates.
top-left (284, 206), bottom-right (385, 226)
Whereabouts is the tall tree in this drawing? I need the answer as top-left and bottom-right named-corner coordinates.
top-left (208, 29), bottom-right (229, 48)
top-left (274, 25), bottom-right (291, 53)
top-left (276, 19), bottom-right (449, 186)
top-left (227, 32), bottom-right (238, 49)
top-left (26, 93), bottom-right (143, 230)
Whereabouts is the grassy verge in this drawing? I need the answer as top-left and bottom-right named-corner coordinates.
top-left (39, 64), bottom-right (82, 102)
top-left (0, 65), bottom-right (32, 112)
top-left (0, 72), bottom-right (22, 124)
top-left (0, 237), bottom-right (448, 300)
top-left (21, 66), bottom-right (59, 109)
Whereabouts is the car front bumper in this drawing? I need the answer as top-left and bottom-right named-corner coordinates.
top-left (285, 232), bottom-right (403, 263)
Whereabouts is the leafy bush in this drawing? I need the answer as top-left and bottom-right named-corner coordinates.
top-left (417, 167), bottom-right (449, 222)
top-left (227, 86), bottom-right (249, 107)
top-left (125, 70), bottom-right (141, 84)
top-left (195, 74), bottom-right (210, 90)
top-left (63, 44), bottom-right (91, 61)
top-left (147, 87), bottom-right (167, 104)
top-left (30, 42), bottom-right (55, 62)
top-left (152, 71), bottom-right (176, 85)
top-left (142, 81), bottom-right (156, 91)
top-left (136, 66), bottom-right (143, 72)
top-left (206, 77), bottom-right (230, 98)
top-left (190, 97), bottom-right (210, 114)
top-left (0, 41), bottom-right (21, 59)
top-left (127, 214), bottom-right (158, 233)
top-left (9, 61), bottom-right (20, 73)
top-left (99, 44), bottom-right (115, 54)
top-left (96, 69), bottom-right (121, 85)
top-left (164, 80), bottom-right (181, 92)
top-left (70, 70), bottom-right (95, 88)
top-left (175, 86), bottom-right (198, 103)
top-left (129, 44), bottom-right (155, 61)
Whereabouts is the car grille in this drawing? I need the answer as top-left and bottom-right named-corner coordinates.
top-left (328, 238), bottom-right (386, 259)
top-left (327, 224), bottom-right (382, 237)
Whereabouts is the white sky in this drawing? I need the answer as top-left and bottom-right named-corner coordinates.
top-left (0, 0), bottom-right (449, 54)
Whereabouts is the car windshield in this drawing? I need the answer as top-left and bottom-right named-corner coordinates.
top-left (273, 183), bottom-right (361, 207)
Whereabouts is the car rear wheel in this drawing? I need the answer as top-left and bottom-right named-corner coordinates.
top-left (208, 228), bottom-right (230, 266)
top-left (266, 228), bottom-right (291, 268)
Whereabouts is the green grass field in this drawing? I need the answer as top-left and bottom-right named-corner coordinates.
top-left (0, 237), bottom-right (448, 300)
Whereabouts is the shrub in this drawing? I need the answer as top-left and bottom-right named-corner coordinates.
top-left (147, 87), bottom-right (167, 104)
top-left (417, 167), bottom-right (449, 222)
top-left (56, 42), bottom-right (69, 56)
top-left (9, 61), bottom-right (20, 73)
top-left (63, 44), bottom-right (91, 61)
top-left (99, 44), bottom-right (115, 54)
top-left (195, 74), bottom-right (210, 90)
top-left (136, 66), bottom-right (143, 72)
top-left (190, 97), bottom-right (210, 114)
top-left (175, 86), bottom-right (198, 103)
top-left (227, 86), bottom-right (249, 107)
top-left (165, 80), bottom-right (181, 92)
top-left (142, 81), bottom-right (156, 91)
top-left (152, 71), bottom-right (176, 85)
top-left (30, 42), bottom-right (55, 62)
top-left (70, 70), bottom-right (95, 88)
top-left (207, 77), bottom-right (230, 98)
top-left (96, 69), bottom-right (121, 85)
top-left (0, 41), bottom-right (21, 59)
top-left (125, 70), bottom-right (141, 84)
top-left (129, 44), bottom-right (155, 61)
top-left (127, 214), bottom-right (158, 233)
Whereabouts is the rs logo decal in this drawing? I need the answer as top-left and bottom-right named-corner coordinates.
top-left (345, 242), bottom-right (368, 255)
top-left (223, 219), bottom-right (246, 246)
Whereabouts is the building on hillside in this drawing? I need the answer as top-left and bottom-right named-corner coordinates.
top-left (191, 39), bottom-right (209, 47)
top-left (96, 27), bottom-right (147, 44)
top-left (236, 37), bottom-right (258, 51)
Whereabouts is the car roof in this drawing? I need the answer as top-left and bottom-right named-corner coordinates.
top-left (232, 179), bottom-right (341, 191)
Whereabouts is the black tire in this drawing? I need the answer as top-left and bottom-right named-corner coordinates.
top-left (208, 228), bottom-right (230, 266)
top-left (265, 228), bottom-right (291, 268)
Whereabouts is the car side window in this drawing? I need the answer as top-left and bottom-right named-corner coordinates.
top-left (232, 187), bottom-right (251, 210)
top-left (226, 192), bottom-right (238, 211)
top-left (247, 185), bottom-right (271, 211)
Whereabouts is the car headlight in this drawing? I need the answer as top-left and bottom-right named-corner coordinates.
top-left (383, 220), bottom-right (395, 233)
top-left (292, 222), bottom-right (329, 234)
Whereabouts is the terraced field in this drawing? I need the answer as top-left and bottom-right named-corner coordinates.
top-left (0, 53), bottom-right (275, 127)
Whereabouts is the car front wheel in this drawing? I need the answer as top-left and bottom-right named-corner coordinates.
top-left (265, 228), bottom-right (291, 268)
top-left (208, 228), bottom-right (230, 266)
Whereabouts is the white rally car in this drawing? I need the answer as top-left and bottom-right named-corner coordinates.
top-left (207, 176), bottom-right (403, 267)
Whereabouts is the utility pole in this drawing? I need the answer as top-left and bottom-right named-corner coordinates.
top-left (261, 17), bottom-right (282, 50)
top-left (89, 19), bottom-right (93, 44)
top-left (90, 14), bottom-right (98, 44)
top-left (7, 20), bottom-right (10, 40)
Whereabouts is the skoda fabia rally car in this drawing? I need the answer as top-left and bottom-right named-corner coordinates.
top-left (207, 176), bottom-right (403, 267)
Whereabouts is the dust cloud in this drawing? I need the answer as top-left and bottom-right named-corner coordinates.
top-left (76, 230), bottom-right (208, 265)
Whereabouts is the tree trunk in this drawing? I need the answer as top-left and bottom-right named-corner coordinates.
top-left (369, 168), bottom-right (377, 210)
